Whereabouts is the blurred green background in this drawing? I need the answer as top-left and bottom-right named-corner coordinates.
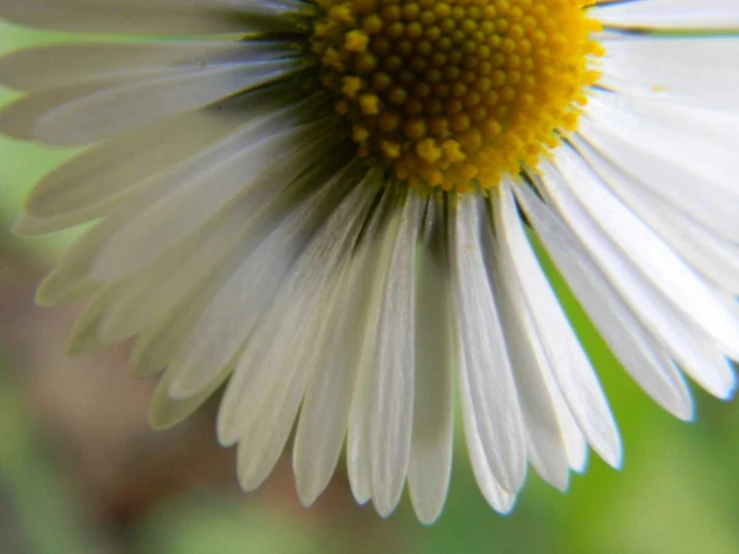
top-left (1, 20), bottom-right (738, 554)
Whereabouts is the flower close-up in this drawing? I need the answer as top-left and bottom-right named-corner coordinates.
top-left (1, 0), bottom-right (738, 525)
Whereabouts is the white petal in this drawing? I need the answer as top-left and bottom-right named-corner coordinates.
top-left (131, 151), bottom-right (353, 375)
top-left (585, 88), bottom-right (739, 147)
top-left (500, 181), bottom-right (622, 469)
top-left (595, 0), bottom-right (739, 29)
top-left (234, 277), bottom-right (343, 492)
top-left (64, 288), bottom-right (112, 355)
top-left (534, 161), bottom-right (737, 395)
top-left (34, 187), bottom-right (164, 307)
top-left (496, 183), bottom-right (590, 473)
top-left (457, 348), bottom-right (517, 514)
top-left (551, 143), bottom-right (739, 358)
top-left (216, 174), bottom-right (377, 446)
top-left (517, 181), bottom-right (694, 419)
top-left (0, 40), bottom-right (299, 91)
top-left (346, 191), bottom-right (406, 506)
top-left (167, 161), bottom-right (365, 400)
top-left (0, 56), bottom-right (311, 145)
top-left (540, 366), bottom-right (589, 474)
top-left (15, 84), bottom-right (302, 235)
top-left (369, 192), bottom-right (423, 518)
top-left (292, 242), bottom-right (375, 507)
top-left (517, 182), bottom-right (731, 404)
top-left (98, 143), bottom-right (354, 346)
top-left (89, 96), bottom-right (334, 282)
top-left (579, 96), bottom-right (739, 243)
top-left (407, 199), bottom-right (455, 525)
top-left (0, 0), bottom-right (313, 35)
top-left (221, 178), bottom-right (377, 491)
top-left (570, 132), bottom-right (739, 295)
top-left (148, 361), bottom-right (233, 430)
top-left (492, 187), bottom-right (570, 491)
top-left (600, 36), bottom-right (739, 111)
top-left (347, 349), bottom-right (374, 505)
top-left (451, 194), bottom-right (527, 493)
top-left (130, 278), bottom-right (222, 378)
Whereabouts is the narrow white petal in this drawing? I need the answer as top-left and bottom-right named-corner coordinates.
top-left (495, 269), bottom-right (570, 490)
top-left (408, 200), bottom-right (455, 525)
top-left (81, 159), bottom-right (316, 361)
top-left (585, 86), bottom-right (739, 148)
top-left (347, 356), bottom-right (374, 505)
top-left (457, 348), bottom-right (517, 514)
top-left (90, 96), bottom-right (334, 282)
top-left (492, 188), bottom-right (570, 491)
top-left (496, 185), bottom-right (588, 473)
top-left (540, 365), bottom-right (589, 474)
top-left (224, 181), bottom-right (377, 492)
top-left (346, 191), bottom-right (406, 505)
top-left (100, 144), bottom-right (355, 346)
top-left (570, 132), bottom-right (739, 295)
top-left (15, 84), bottom-right (301, 234)
top-left (217, 175), bottom-right (377, 446)
top-left (579, 97), bottom-right (739, 243)
top-left (167, 162), bottom-right (365, 400)
top-left (34, 188), bottom-right (163, 307)
top-left (64, 288), bottom-right (112, 355)
top-left (534, 162), bottom-right (737, 396)
top-left (234, 278), bottom-right (342, 492)
top-left (148, 362), bottom-right (233, 430)
top-left (292, 245), bottom-right (375, 507)
top-left (595, 1), bottom-right (739, 30)
top-left (0, 0), bottom-right (313, 35)
top-left (0, 57), bottom-right (311, 145)
top-left (551, 144), bottom-right (739, 357)
top-left (451, 195), bottom-right (527, 493)
top-left (0, 40), bottom-right (299, 91)
top-left (370, 192), bottom-right (423, 518)
top-left (500, 181), bottom-right (622, 468)
top-left (130, 279), bottom-right (222, 378)
top-left (516, 183), bottom-right (726, 408)
top-left (600, 36), bottom-right (739, 111)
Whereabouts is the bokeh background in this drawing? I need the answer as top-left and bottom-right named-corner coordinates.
top-left (1, 20), bottom-right (738, 554)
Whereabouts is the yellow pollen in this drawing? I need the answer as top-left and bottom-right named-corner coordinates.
top-left (345, 30), bottom-right (370, 52)
top-left (416, 138), bottom-right (443, 163)
top-left (341, 76), bottom-right (364, 98)
top-left (311, 0), bottom-right (604, 193)
top-left (381, 140), bottom-right (402, 158)
top-left (359, 93), bottom-right (381, 114)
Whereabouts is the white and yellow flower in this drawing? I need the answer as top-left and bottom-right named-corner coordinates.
top-left (1, 0), bottom-right (738, 523)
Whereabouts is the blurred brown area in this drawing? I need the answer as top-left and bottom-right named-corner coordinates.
top-left (0, 238), bottom-right (399, 554)
top-left (3, 222), bottom-right (738, 554)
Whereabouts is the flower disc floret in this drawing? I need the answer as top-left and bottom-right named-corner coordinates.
top-left (311, 0), bottom-right (604, 192)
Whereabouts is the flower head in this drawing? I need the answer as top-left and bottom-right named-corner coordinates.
top-left (1, 0), bottom-right (738, 523)
top-left (312, 0), bottom-right (602, 191)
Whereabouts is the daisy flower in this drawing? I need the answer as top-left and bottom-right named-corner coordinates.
top-left (1, 0), bottom-right (738, 523)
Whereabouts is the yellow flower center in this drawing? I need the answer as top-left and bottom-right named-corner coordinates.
top-left (311, 0), bottom-right (604, 192)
